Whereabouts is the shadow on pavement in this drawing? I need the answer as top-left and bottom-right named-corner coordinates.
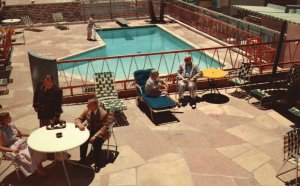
top-left (137, 101), bottom-right (180, 125)
top-left (1, 161), bottom-right (95, 186)
top-left (202, 93), bottom-right (230, 104)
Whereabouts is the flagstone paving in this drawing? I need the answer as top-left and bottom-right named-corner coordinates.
top-left (0, 20), bottom-right (297, 186)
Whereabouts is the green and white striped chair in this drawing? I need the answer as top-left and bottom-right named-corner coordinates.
top-left (0, 78), bottom-right (12, 96)
top-left (21, 16), bottom-right (42, 30)
top-left (248, 87), bottom-right (288, 109)
top-left (52, 12), bottom-right (69, 30)
top-left (225, 62), bottom-right (253, 95)
top-left (248, 64), bottom-right (300, 109)
top-left (94, 72), bottom-right (127, 113)
top-left (276, 128), bottom-right (300, 185)
top-left (289, 107), bottom-right (300, 118)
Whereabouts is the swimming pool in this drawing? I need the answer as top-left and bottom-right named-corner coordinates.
top-left (59, 26), bottom-right (222, 80)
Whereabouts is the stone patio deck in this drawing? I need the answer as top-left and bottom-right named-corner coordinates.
top-left (0, 19), bottom-right (296, 186)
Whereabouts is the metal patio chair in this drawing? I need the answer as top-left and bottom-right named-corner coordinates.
top-left (102, 122), bottom-right (118, 159)
top-left (289, 107), bottom-right (300, 119)
top-left (21, 16), bottom-right (42, 30)
top-left (94, 72), bottom-right (127, 113)
top-left (277, 128), bottom-right (300, 185)
top-left (248, 64), bottom-right (300, 109)
top-left (52, 12), bottom-right (69, 30)
top-left (12, 28), bottom-right (25, 44)
top-left (0, 152), bottom-right (21, 180)
top-left (0, 78), bottom-right (13, 96)
top-left (225, 62), bottom-right (253, 95)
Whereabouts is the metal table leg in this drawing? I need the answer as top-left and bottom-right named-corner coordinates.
top-left (58, 151), bottom-right (94, 186)
top-left (61, 152), bottom-right (71, 186)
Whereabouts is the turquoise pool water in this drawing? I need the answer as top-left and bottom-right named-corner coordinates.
top-left (59, 26), bottom-right (221, 80)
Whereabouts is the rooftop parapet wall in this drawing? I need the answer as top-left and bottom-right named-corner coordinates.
top-left (0, 1), bottom-right (157, 26)
top-left (1, 2), bottom-right (83, 24)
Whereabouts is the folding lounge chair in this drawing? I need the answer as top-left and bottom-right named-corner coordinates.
top-left (0, 65), bottom-right (12, 79)
top-left (12, 28), bottom-right (25, 44)
top-left (21, 16), bottom-right (42, 30)
top-left (133, 69), bottom-right (177, 121)
top-left (102, 122), bottom-right (118, 159)
top-left (94, 72), bottom-right (127, 113)
top-left (0, 78), bottom-right (12, 95)
top-left (248, 64), bottom-right (300, 109)
top-left (276, 128), bottom-right (300, 185)
top-left (52, 12), bottom-right (69, 30)
top-left (0, 152), bottom-right (21, 180)
top-left (225, 62), bottom-right (253, 96)
top-left (289, 107), bottom-right (300, 119)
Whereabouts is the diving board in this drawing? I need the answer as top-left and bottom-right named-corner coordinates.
top-left (115, 18), bottom-right (128, 27)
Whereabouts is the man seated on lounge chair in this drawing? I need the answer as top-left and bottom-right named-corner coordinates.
top-left (145, 70), bottom-right (180, 107)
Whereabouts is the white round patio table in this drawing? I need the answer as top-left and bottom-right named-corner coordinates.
top-left (28, 123), bottom-right (91, 186)
top-left (2, 19), bottom-right (21, 27)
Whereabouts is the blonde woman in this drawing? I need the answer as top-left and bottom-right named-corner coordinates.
top-left (87, 14), bottom-right (97, 41)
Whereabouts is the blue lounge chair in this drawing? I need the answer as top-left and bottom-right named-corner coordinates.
top-left (133, 69), bottom-right (177, 121)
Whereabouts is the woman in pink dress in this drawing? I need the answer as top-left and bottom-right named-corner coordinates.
top-left (0, 112), bottom-right (46, 177)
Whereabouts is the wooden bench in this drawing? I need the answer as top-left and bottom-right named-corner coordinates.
top-left (115, 18), bottom-right (128, 27)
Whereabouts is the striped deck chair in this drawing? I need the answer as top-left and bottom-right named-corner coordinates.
top-left (0, 65), bottom-right (12, 79)
top-left (289, 107), bottom-right (300, 119)
top-left (0, 152), bottom-right (21, 181)
top-left (0, 78), bottom-right (12, 95)
top-left (276, 129), bottom-right (300, 185)
top-left (52, 13), bottom-right (69, 30)
top-left (225, 62), bottom-right (253, 95)
top-left (248, 64), bottom-right (300, 109)
top-left (21, 16), bottom-right (42, 30)
top-left (94, 72), bottom-right (127, 113)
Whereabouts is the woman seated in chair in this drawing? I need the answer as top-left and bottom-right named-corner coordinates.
top-left (0, 112), bottom-right (46, 177)
top-left (145, 69), bottom-right (180, 107)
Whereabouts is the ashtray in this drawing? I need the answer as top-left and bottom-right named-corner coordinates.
top-left (56, 132), bottom-right (63, 138)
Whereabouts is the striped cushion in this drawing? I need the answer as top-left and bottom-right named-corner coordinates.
top-left (250, 88), bottom-right (287, 98)
top-left (289, 107), bottom-right (300, 117)
top-left (229, 77), bottom-right (249, 85)
top-left (101, 99), bottom-right (127, 113)
top-left (238, 63), bottom-right (252, 78)
top-left (0, 78), bottom-right (8, 86)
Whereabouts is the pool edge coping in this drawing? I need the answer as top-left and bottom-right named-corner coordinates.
top-left (57, 32), bottom-right (106, 61)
